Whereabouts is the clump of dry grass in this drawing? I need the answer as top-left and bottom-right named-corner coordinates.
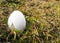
top-left (0, 0), bottom-right (60, 43)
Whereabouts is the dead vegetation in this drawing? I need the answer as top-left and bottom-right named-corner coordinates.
top-left (0, 0), bottom-right (60, 43)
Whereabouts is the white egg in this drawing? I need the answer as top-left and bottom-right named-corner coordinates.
top-left (8, 10), bottom-right (26, 30)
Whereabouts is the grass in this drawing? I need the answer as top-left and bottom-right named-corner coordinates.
top-left (0, 0), bottom-right (60, 43)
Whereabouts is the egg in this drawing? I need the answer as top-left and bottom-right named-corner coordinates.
top-left (8, 10), bottom-right (26, 30)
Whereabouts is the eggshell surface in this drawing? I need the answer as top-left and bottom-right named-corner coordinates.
top-left (8, 10), bottom-right (26, 30)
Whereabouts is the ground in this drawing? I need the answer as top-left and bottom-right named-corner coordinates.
top-left (0, 0), bottom-right (60, 43)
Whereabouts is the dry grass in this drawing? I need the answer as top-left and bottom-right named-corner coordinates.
top-left (0, 0), bottom-right (60, 43)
